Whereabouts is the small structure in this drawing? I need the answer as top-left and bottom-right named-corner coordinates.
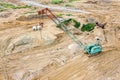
top-left (32, 26), bottom-right (37, 31)
top-left (32, 23), bottom-right (43, 39)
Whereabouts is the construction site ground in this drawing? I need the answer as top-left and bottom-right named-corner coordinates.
top-left (0, 0), bottom-right (120, 80)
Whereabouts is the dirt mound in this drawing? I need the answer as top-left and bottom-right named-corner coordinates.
top-left (16, 14), bottom-right (42, 21)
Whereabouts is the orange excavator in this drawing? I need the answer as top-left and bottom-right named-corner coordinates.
top-left (38, 8), bottom-right (102, 55)
top-left (38, 8), bottom-right (62, 28)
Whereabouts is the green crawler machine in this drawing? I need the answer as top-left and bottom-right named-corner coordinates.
top-left (38, 8), bottom-right (102, 55)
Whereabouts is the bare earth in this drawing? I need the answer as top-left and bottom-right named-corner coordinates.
top-left (0, 0), bottom-right (120, 80)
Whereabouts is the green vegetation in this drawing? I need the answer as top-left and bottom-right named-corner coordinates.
top-left (56, 18), bottom-right (95, 32)
top-left (69, 0), bottom-right (74, 2)
top-left (66, 14), bottom-right (72, 16)
top-left (0, 2), bottom-right (15, 8)
top-left (0, 8), bottom-right (6, 12)
top-left (56, 13), bottom-right (63, 17)
top-left (65, 3), bottom-right (72, 7)
top-left (69, 0), bottom-right (79, 2)
top-left (81, 23), bottom-right (95, 32)
top-left (12, 5), bottom-right (32, 9)
top-left (57, 18), bottom-right (80, 29)
top-left (73, 19), bottom-right (81, 28)
top-left (24, 11), bottom-right (36, 14)
top-left (0, 2), bottom-right (33, 12)
top-left (51, 0), bottom-right (63, 4)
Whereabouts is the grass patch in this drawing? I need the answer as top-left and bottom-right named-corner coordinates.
top-left (0, 8), bottom-right (6, 12)
top-left (0, 2), bottom-right (33, 12)
top-left (24, 11), bottom-right (36, 14)
top-left (69, 0), bottom-right (74, 2)
top-left (51, 0), bottom-right (63, 4)
top-left (12, 5), bottom-right (33, 9)
top-left (66, 14), bottom-right (72, 16)
top-left (0, 2), bottom-right (15, 8)
top-left (56, 13), bottom-right (63, 17)
top-left (65, 3), bottom-right (72, 7)
top-left (69, 0), bottom-right (79, 2)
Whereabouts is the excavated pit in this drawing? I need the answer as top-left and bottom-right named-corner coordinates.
top-left (0, 0), bottom-right (120, 80)
top-left (0, 17), bottom-right (119, 80)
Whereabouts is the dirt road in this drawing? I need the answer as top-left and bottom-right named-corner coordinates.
top-left (20, 0), bottom-right (91, 14)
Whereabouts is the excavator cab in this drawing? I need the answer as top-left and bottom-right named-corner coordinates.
top-left (84, 44), bottom-right (102, 55)
top-left (84, 37), bottom-right (102, 55)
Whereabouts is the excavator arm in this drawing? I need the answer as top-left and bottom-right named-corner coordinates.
top-left (38, 8), bottom-right (61, 26)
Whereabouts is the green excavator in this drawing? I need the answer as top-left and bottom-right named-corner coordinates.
top-left (38, 8), bottom-right (102, 55)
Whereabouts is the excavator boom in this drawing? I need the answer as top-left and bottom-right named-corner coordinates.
top-left (38, 8), bottom-right (59, 25)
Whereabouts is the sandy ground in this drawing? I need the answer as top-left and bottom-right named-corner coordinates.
top-left (0, 0), bottom-right (120, 80)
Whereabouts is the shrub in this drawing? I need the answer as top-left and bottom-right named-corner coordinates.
top-left (69, 0), bottom-right (74, 2)
top-left (0, 8), bottom-right (6, 12)
top-left (65, 3), bottom-right (72, 7)
top-left (57, 18), bottom-right (80, 29)
top-left (81, 23), bottom-right (95, 32)
top-left (24, 11), bottom-right (36, 14)
top-left (56, 13), bottom-right (63, 17)
top-left (13, 5), bottom-right (32, 9)
top-left (66, 14), bottom-right (72, 16)
top-left (51, 0), bottom-right (63, 4)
